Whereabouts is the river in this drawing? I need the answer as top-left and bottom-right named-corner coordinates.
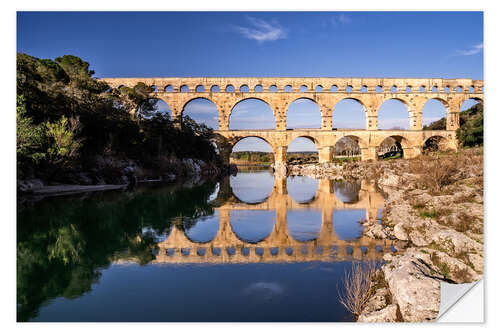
top-left (17, 167), bottom-right (394, 322)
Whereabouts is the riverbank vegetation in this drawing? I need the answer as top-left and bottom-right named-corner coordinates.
top-left (17, 179), bottom-right (219, 321)
top-left (423, 103), bottom-right (483, 148)
top-left (230, 151), bottom-right (273, 165)
top-left (17, 53), bottom-right (219, 185)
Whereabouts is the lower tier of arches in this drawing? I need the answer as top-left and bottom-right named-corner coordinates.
top-left (214, 129), bottom-right (458, 163)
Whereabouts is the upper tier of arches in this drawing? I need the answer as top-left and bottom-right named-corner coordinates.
top-left (104, 77), bottom-right (484, 94)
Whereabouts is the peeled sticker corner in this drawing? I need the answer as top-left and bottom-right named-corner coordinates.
top-left (437, 279), bottom-right (483, 322)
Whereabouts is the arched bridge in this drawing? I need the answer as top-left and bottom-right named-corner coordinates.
top-left (152, 179), bottom-right (396, 264)
top-left (101, 77), bottom-right (484, 162)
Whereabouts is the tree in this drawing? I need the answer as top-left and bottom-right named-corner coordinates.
top-left (16, 95), bottom-right (47, 176)
top-left (457, 103), bottom-right (483, 147)
top-left (45, 116), bottom-right (83, 169)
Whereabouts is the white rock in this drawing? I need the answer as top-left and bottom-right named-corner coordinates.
top-left (365, 224), bottom-right (387, 239)
top-left (393, 223), bottom-right (409, 241)
top-left (467, 253), bottom-right (484, 274)
top-left (358, 304), bottom-right (398, 322)
top-left (382, 249), bottom-right (441, 322)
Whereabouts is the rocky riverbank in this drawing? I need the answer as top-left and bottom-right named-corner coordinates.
top-left (287, 160), bottom-right (379, 180)
top-left (289, 149), bottom-right (484, 322)
top-left (358, 152), bottom-right (483, 322)
top-left (18, 155), bottom-right (235, 199)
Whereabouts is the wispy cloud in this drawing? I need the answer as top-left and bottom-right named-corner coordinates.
top-left (330, 14), bottom-right (352, 27)
top-left (184, 103), bottom-right (217, 114)
top-left (454, 43), bottom-right (483, 56)
top-left (233, 17), bottom-right (287, 42)
top-left (242, 282), bottom-right (285, 299)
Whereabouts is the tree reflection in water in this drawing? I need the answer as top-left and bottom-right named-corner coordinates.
top-left (17, 172), bottom-right (386, 322)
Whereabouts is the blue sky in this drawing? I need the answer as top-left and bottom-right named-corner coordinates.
top-left (17, 11), bottom-right (483, 152)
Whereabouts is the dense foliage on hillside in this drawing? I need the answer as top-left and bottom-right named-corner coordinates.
top-left (422, 103), bottom-right (483, 147)
top-left (17, 180), bottom-right (218, 321)
top-left (457, 103), bottom-right (483, 147)
top-left (16, 53), bottom-right (218, 181)
top-left (422, 117), bottom-right (446, 130)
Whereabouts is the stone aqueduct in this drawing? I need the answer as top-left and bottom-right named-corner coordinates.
top-left (102, 77), bottom-right (484, 163)
top-left (151, 178), bottom-right (398, 264)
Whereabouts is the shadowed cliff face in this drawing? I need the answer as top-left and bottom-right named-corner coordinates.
top-left (17, 169), bottom-right (390, 322)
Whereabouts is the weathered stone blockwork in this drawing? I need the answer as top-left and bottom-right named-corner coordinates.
top-left (101, 77), bottom-right (483, 162)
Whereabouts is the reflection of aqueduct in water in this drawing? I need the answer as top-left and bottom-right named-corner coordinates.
top-left (102, 77), bottom-right (483, 163)
top-left (153, 178), bottom-right (397, 264)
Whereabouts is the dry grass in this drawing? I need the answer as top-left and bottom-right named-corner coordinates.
top-left (430, 252), bottom-right (451, 279)
top-left (455, 213), bottom-right (483, 234)
top-left (454, 268), bottom-right (472, 282)
top-left (453, 192), bottom-right (477, 204)
top-left (338, 261), bottom-right (378, 317)
top-left (409, 155), bottom-right (459, 194)
top-left (409, 197), bottom-right (427, 209)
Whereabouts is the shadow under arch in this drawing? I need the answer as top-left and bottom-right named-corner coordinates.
top-left (229, 97), bottom-right (276, 130)
top-left (376, 135), bottom-right (409, 159)
top-left (334, 135), bottom-right (368, 151)
top-left (286, 97), bottom-right (322, 129)
top-left (423, 135), bottom-right (454, 153)
top-left (333, 136), bottom-right (362, 158)
top-left (332, 97), bottom-right (367, 130)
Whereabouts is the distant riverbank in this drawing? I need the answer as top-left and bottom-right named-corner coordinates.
top-left (17, 156), bottom-right (235, 202)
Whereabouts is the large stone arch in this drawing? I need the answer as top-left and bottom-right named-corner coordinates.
top-left (374, 133), bottom-right (423, 159)
top-left (229, 212), bottom-right (276, 244)
top-left (333, 135), bottom-right (369, 150)
top-left (425, 96), bottom-right (450, 110)
top-left (285, 97), bottom-right (322, 129)
top-left (230, 135), bottom-right (275, 152)
top-left (332, 97), bottom-right (368, 130)
top-left (183, 215), bottom-right (220, 244)
top-left (143, 97), bottom-right (173, 118)
top-left (181, 96), bottom-right (218, 114)
top-left (374, 134), bottom-right (411, 149)
top-left (286, 134), bottom-right (321, 147)
top-left (286, 135), bottom-right (320, 165)
top-left (422, 134), bottom-right (456, 152)
top-left (378, 97), bottom-right (415, 130)
top-left (459, 96), bottom-right (483, 110)
top-left (421, 97), bottom-right (449, 130)
top-left (181, 97), bottom-right (219, 129)
top-left (333, 97), bottom-right (367, 111)
top-left (228, 97), bottom-right (276, 130)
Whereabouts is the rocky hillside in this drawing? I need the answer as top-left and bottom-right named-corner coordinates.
top-left (358, 149), bottom-right (483, 322)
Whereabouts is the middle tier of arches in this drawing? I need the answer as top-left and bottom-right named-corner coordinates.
top-left (150, 92), bottom-right (483, 131)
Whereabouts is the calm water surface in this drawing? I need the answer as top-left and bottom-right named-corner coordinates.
top-left (17, 167), bottom-right (391, 322)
